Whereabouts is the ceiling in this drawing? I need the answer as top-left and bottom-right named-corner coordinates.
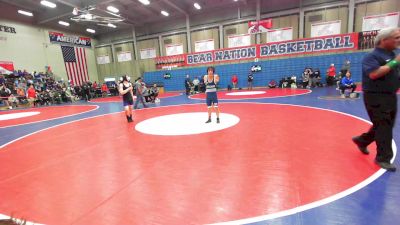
top-left (0, 0), bottom-right (341, 38)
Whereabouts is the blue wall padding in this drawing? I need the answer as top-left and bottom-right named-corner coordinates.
top-left (144, 52), bottom-right (367, 91)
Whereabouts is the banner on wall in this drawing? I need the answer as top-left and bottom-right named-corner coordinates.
top-left (228, 34), bottom-right (251, 48)
top-left (0, 25), bottom-right (16, 34)
top-left (117, 51), bottom-right (132, 62)
top-left (267, 27), bottom-right (293, 43)
top-left (248, 19), bottom-right (273, 34)
top-left (155, 54), bottom-right (185, 69)
top-left (140, 48), bottom-right (156, 59)
top-left (0, 61), bottom-right (14, 74)
top-left (362, 12), bottom-right (400, 31)
top-left (311, 20), bottom-right (341, 37)
top-left (97, 55), bottom-right (110, 64)
top-left (49, 32), bottom-right (92, 48)
top-left (186, 33), bottom-right (358, 66)
top-left (195, 39), bottom-right (215, 52)
top-left (166, 44), bottom-right (184, 56)
top-left (259, 33), bottom-right (357, 57)
top-left (358, 30), bottom-right (379, 50)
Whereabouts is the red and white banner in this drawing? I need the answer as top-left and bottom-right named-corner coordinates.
top-left (248, 19), bottom-right (273, 34)
top-left (267, 27), bottom-right (293, 43)
top-left (362, 12), bottom-right (400, 31)
top-left (311, 20), bottom-right (341, 37)
top-left (155, 54), bottom-right (185, 70)
top-left (97, 55), bottom-right (110, 64)
top-left (153, 33), bottom-right (359, 68)
top-left (49, 31), bottom-right (91, 48)
top-left (61, 46), bottom-right (89, 86)
top-left (228, 34), bottom-right (251, 48)
top-left (195, 39), bottom-right (215, 52)
top-left (117, 51), bottom-right (132, 62)
top-left (0, 61), bottom-right (14, 74)
top-left (140, 48), bottom-right (157, 59)
top-left (186, 33), bottom-right (358, 66)
top-left (165, 44), bottom-right (184, 56)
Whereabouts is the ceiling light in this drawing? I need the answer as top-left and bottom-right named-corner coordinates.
top-left (194, 3), bottom-right (201, 10)
top-left (234, 0), bottom-right (238, 1)
top-left (83, 14), bottom-right (93, 20)
top-left (86, 28), bottom-right (95, 33)
top-left (138, 0), bottom-right (150, 5)
top-left (107, 6), bottom-right (119, 13)
top-left (107, 23), bottom-right (117, 28)
top-left (18, 10), bottom-right (33, 17)
top-left (58, 21), bottom-right (70, 26)
top-left (40, 0), bottom-right (56, 8)
top-left (161, 10), bottom-right (169, 16)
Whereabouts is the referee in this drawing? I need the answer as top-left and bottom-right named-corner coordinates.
top-left (353, 27), bottom-right (400, 172)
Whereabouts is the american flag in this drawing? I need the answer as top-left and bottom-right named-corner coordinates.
top-left (61, 46), bottom-right (89, 86)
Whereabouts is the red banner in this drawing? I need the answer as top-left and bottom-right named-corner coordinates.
top-left (248, 19), bottom-right (273, 34)
top-left (155, 54), bottom-right (186, 69)
top-left (152, 33), bottom-right (359, 69)
top-left (184, 33), bottom-right (358, 67)
top-left (49, 31), bottom-right (92, 48)
top-left (0, 61), bottom-right (14, 74)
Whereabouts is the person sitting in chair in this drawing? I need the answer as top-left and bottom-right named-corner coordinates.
top-left (148, 84), bottom-right (159, 103)
top-left (339, 71), bottom-right (357, 98)
top-left (268, 80), bottom-right (277, 88)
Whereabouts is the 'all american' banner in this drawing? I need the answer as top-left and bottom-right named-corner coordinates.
top-left (49, 32), bottom-right (92, 48)
top-left (186, 33), bottom-right (358, 66)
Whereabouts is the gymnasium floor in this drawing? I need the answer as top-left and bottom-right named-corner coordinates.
top-left (0, 87), bottom-right (399, 225)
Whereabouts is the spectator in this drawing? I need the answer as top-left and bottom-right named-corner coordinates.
top-left (192, 77), bottom-right (200, 93)
top-left (8, 94), bottom-right (19, 109)
top-left (326, 63), bottom-right (336, 86)
top-left (27, 84), bottom-right (36, 107)
top-left (184, 74), bottom-right (191, 95)
top-left (0, 84), bottom-right (11, 109)
top-left (101, 83), bottom-right (109, 97)
top-left (134, 77), bottom-right (147, 109)
top-left (336, 60), bottom-right (351, 90)
top-left (340, 59), bottom-right (351, 75)
top-left (247, 72), bottom-right (254, 90)
top-left (231, 74), bottom-right (238, 89)
top-left (82, 82), bottom-right (91, 102)
top-left (268, 80), bottom-right (277, 88)
top-left (148, 83), bottom-right (159, 103)
top-left (302, 68), bottom-right (312, 88)
top-left (339, 71), bottom-right (357, 98)
top-left (312, 68), bottom-right (323, 87)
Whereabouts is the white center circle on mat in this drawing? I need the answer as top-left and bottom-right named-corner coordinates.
top-left (135, 112), bottom-right (240, 135)
top-left (0, 111), bottom-right (40, 121)
top-left (226, 91), bottom-right (266, 96)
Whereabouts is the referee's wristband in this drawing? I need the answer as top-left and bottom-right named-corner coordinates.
top-left (386, 60), bottom-right (399, 69)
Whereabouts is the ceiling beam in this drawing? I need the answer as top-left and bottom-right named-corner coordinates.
top-left (53, 0), bottom-right (79, 8)
top-left (38, 11), bottom-right (72, 24)
top-left (0, 0), bottom-right (34, 11)
top-left (36, 0), bottom-right (78, 24)
top-left (126, 0), bottom-right (160, 15)
top-left (160, 0), bottom-right (188, 15)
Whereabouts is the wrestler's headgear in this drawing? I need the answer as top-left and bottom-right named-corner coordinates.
top-left (120, 75), bottom-right (130, 82)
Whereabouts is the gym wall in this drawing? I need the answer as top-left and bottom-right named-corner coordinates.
top-left (0, 19), bottom-right (99, 82)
